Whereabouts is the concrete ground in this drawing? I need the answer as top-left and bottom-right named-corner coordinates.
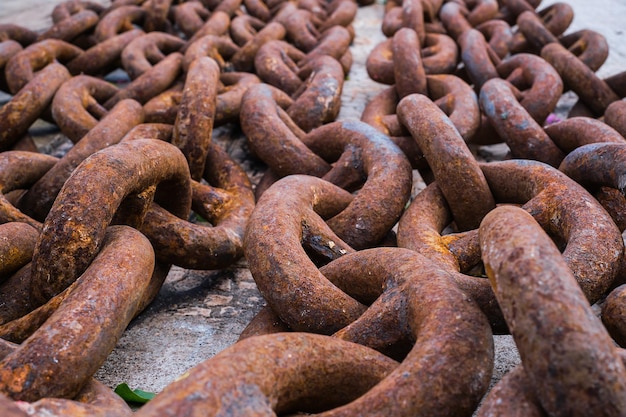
top-left (1, 0), bottom-right (626, 411)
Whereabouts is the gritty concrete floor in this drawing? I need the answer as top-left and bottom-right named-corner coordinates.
top-left (1, 0), bottom-right (626, 411)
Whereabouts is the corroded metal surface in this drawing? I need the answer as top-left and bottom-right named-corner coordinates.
top-left (0, 0), bottom-right (625, 414)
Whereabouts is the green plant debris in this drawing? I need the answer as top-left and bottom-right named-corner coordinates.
top-left (114, 383), bottom-right (157, 404)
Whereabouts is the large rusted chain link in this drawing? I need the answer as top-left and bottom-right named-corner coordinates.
top-left (0, 141), bottom-right (182, 340)
top-left (391, 27), bottom-right (428, 97)
top-left (4, 38), bottom-right (82, 95)
top-left (481, 160), bottom-right (624, 301)
top-left (0, 26), bottom-right (34, 91)
top-left (314, 0), bottom-right (358, 33)
top-left (183, 10), bottom-right (231, 45)
top-left (240, 246), bottom-right (493, 416)
top-left (244, 165), bottom-right (410, 336)
top-left (361, 72), bottom-right (479, 167)
top-left (495, 52), bottom-right (563, 124)
top-left (50, 0), bottom-right (106, 24)
top-left (176, 2), bottom-right (234, 36)
top-left (541, 42), bottom-right (620, 117)
top-left (558, 143), bottom-right (626, 233)
top-left (366, 29), bottom-right (457, 85)
top-left (143, 71), bottom-right (261, 127)
top-left (605, 100), bottom-right (626, 138)
top-left (214, 72), bottom-right (262, 125)
top-left (479, 78), bottom-right (565, 166)
top-left (545, 116), bottom-right (626, 155)
top-left (476, 74), bottom-right (618, 151)
top-left (397, 93), bottom-right (494, 230)
top-left (0, 225), bottom-right (157, 402)
top-left (558, 29), bottom-right (609, 72)
top-left (29, 138), bottom-right (191, 307)
top-left (171, 56), bottom-right (220, 181)
top-left (141, 81), bottom-right (181, 123)
top-left (240, 82), bottom-right (329, 176)
top-left (456, 26), bottom-right (502, 92)
top-left (567, 69), bottom-right (626, 118)
top-left (253, 40), bottom-right (347, 131)
top-left (229, 18), bottom-right (286, 72)
top-left (10, 378), bottom-right (133, 417)
top-left (244, 18), bottom-right (351, 110)
top-left (172, 1), bottom-right (213, 39)
top-left (395, 181), bottom-right (504, 331)
top-left (321, 247), bottom-right (493, 416)
top-left (18, 98), bottom-right (144, 222)
top-left (227, 13), bottom-right (267, 46)
top-left (285, 54), bottom-right (345, 132)
top-left (298, 120), bottom-right (412, 247)
top-left (202, 0), bottom-right (244, 18)
top-left (0, 222), bottom-right (39, 281)
top-left (0, 151), bottom-right (58, 229)
top-left (359, 86), bottom-right (427, 169)
top-left (478, 205), bottom-right (626, 417)
top-left (272, 5), bottom-right (323, 52)
top-left (254, 39), bottom-right (307, 96)
top-left (426, 73), bottom-right (481, 140)
top-left (517, 11), bottom-right (609, 72)
top-left (142, 0), bottom-right (175, 34)
top-left (274, 0), bottom-right (357, 35)
top-left (36, 8), bottom-right (99, 44)
top-left (120, 124), bottom-right (256, 270)
top-left (0, 24), bottom-right (38, 47)
top-left (298, 24), bottom-right (353, 74)
top-left (242, 88), bottom-right (412, 245)
top-left (494, 0), bottom-right (540, 24)
top-left (397, 159), bottom-right (624, 329)
top-left (241, 0), bottom-right (274, 22)
top-left (0, 336), bottom-right (132, 417)
top-left (474, 18), bottom-right (512, 59)
top-left (120, 32), bottom-right (185, 79)
top-left (507, 1), bottom-right (574, 54)
top-left (244, 175), bottom-right (363, 333)
top-left (0, 260), bottom-right (169, 349)
top-left (103, 50), bottom-right (183, 108)
top-left (469, 51), bottom-right (564, 145)
top-left (0, 41), bottom-right (23, 93)
top-left (134, 333), bottom-right (398, 417)
top-left (1, 29), bottom-right (59, 93)
top-left (270, 1), bottom-right (355, 55)
top-left (381, 0), bottom-right (440, 41)
top-left (66, 28), bottom-right (145, 76)
top-left (49, 74), bottom-right (120, 143)
top-left (93, 5), bottom-right (147, 43)
top-left (0, 63), bottom-right (71, 151)
top-left (183, 33), bottom-right (239, 71)
top-left (439, 0), bottom-right (499, 42)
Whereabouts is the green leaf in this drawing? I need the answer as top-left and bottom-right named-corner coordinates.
top-left (114, 383), bottom-right (156, 404)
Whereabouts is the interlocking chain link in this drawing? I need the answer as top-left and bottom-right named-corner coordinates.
top-left (0, 0), bottom-right (625, 415)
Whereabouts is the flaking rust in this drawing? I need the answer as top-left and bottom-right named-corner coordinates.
top-left (0, 0), bottom-right (625, 414)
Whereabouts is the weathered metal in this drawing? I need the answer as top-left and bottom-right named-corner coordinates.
top-left (479, 205), bottom-right (626, 417)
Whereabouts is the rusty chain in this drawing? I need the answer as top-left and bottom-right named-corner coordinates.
top-left (0, 0), bottom-right (625, 415)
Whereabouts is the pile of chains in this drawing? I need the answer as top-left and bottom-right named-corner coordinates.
top-left (0, 0), bottom-right (626, 414)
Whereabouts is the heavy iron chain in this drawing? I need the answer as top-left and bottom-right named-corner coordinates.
top-left (0, 0), bottom-right (625, 415)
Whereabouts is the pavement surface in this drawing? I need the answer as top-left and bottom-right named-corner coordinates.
top-left (1, 0), bottom-right (626, 412)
